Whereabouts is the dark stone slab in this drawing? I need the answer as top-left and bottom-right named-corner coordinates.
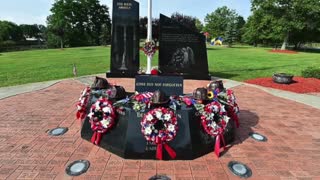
top-left (81, 100), bottom-right (235, 160)
top-left (158, 14), bottom-right (210, 80)
top-left (135, 75), bottom-right (184, 96)
top-left (107, 0), bottom-right (140, 78)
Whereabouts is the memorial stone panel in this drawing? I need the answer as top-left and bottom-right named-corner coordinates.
top-left (107, 0), bottom-right (140, 77)
top-left (159, 14), bottom-right (210, 79)
top-left (135, 75), bottom-right (184, 95)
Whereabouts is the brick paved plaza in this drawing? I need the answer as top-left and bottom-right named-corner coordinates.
top-left (0, 79), bottom-right (319, 179)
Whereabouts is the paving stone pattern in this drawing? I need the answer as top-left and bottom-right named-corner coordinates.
top-left (0, 80), bottom-right (319, 179)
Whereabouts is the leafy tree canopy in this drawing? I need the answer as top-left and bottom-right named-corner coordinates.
top-left (171, 12), bottom-right (199, 32)
top-left (0, 21), bottom-right (23, 42)
top-left (204, 6), bottom-right (245, 46)
top-left (245, 0), bottom-right (320, 49)
top-left (47, 0), bottom-right (111, 48)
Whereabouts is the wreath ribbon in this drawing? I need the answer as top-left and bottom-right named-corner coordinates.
top-left (76, 87), bottom-right (91, 120)
top-left (155, 137), bottom-right (177, 160)
top-left (227, 105), bottom-right (239, 128)
top-left (90, 124), bottom-right (106, 145)
top-left (76, 109), bottom-right (86, 120)
top-left (214, 128), bottom-right (226, 158)
top-left (91, 131), bottom-right (102, 145)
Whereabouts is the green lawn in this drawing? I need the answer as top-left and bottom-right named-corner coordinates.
top-left (0, 46), bottom-right (319, 87)
top-left (208, 46), bottom-right (320, 81)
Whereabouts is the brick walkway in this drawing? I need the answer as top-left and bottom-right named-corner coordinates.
top-left (0, 79), bottom-right (319, 180)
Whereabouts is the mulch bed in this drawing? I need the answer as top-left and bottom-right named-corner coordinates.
top-left (269, 49), bottom-right (298, 54)
top-left (245, 77), bottom-right (320, 93)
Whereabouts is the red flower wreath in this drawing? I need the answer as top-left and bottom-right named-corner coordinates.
top-left (141, 107), bottom-right (178, 160)
top-left (201, 101), bottom-right (230, 157)
top-left (76, 87), bottom-right (91, 120)
top-left (226, 89), bottom-right (240, 128)
top-left (142, 40), bottom-right (157, 57)
top-left (88, 98), bottom-right (116, 145)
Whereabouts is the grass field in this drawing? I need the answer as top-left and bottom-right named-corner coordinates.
top-left (0, 46), bottom-right (320, 87)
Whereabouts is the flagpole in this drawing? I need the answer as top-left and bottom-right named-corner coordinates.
top-left (146, 0), bottom-right (152, 74)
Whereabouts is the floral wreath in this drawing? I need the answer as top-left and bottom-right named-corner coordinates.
top-left (142, 40), bottom-right (157, 57)
top-left (132, 92), bottom-right (153, 113)
top-left (141, 108), bottom-right (178, 160)
top-left (200, 101), bottom-right (230, 157)
top-left (88, 98), bottom-right (116, 145)
top-left (220, 89), bottom-right (240, 128)
top-left (76, 87), bottom-right (91, 120)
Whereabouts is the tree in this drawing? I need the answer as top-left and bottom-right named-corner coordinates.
top-left (224, 18), bottom-right (238, 47)
top-left (171, 12), bottom-right (199, 32)
top-left (152, 18), bottom-right (160, 43)
top-left (242, 14), bottom-right (261, 46)
top-left (250, 0), bottom-right (320, 50)
top-left (204, 6), bottom-right (245, 46)
top-left (19, 24), bottom-right (40, 39)
top-left (195, 18), bottom-right (204, 32)
top-left (47, 0), bottom-right (111, 48)
top-left (235, 16), bottom-right (246, 43)
top-left (139, 17), bottom-right (160, 41)
top-left (46, 0), bottom-right (68, 49)
top-left (0, 21), bottom-right (23, 42)
top-left (139, 17), bottom-right (148, 39)
top-left (204, 6), bottom-right (238, 38)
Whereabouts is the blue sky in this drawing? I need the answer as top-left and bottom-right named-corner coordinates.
top-left (0, 0), bottom-right (251, 25)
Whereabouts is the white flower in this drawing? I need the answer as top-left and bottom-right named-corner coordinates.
top-left (95, 101), bottom-right (101, 110)
top-left (155, 111), bottom-right (163, 120)
top-left (88, 112), bottom-right (94, 118)
top-left (209, 121), bottom-right (217, 129)
top-left (207, 113), bottom-right (214, 120)
top-left (164, 114), bottom-right (171, 121)
top-left (168, 124), bottom-right (175, 132)
top-left (220, 105), bottom-right (226, 113)
top-left (81, 89), bottom-right (87, 97)
top-left (146, 114), bottom-right (154, 121)
top-left (223, 116), bottom-right (230, 123)
top-left (77, 105), bottom-right (82, 110)
top-left (145, 127), bottom-right (152, 135)
top-left (235, 107), bottom-right (240, 114)
top-left (102, 107), bottom-right (111, 114)
top-left (212, 105), bottom-right (219, 113)
top-left (101, 119), bottom-right (110, 128)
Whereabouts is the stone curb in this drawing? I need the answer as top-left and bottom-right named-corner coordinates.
top-left (219, 78), bottom-right (320, 110)
top-left (1, 75), bottom-right (320, 110)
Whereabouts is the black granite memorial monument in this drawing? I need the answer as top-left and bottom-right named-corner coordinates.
top-left (81, 101), bottom-right (235, 160)
top-left (159, 14), bottom-right (210, 80)
top-left (107, 0), bottom-right (140, 77)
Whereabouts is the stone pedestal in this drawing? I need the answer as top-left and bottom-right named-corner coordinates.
top-left (81, 105), bottom-right (235, 160)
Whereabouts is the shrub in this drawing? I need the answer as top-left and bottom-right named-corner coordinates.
top-left (302, 67), bottom-right (320, 79)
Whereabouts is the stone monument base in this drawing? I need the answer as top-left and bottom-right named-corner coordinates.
top-left (106, 71), bottom-right (137, 78)
top-left (81, 105), bottom-right (235, 160)
top-left (179, 73), bottom-right (212, 80)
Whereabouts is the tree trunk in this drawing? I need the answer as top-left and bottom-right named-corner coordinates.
top-left (281, 33), bottom-right (289, 50)
top-left (60, 38), bottom-right (64, 49)
top-left (253, 42), bottom-right (257, 47)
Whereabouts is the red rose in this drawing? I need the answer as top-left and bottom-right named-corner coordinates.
top-left (151, 69), bottom-right (159, 75)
